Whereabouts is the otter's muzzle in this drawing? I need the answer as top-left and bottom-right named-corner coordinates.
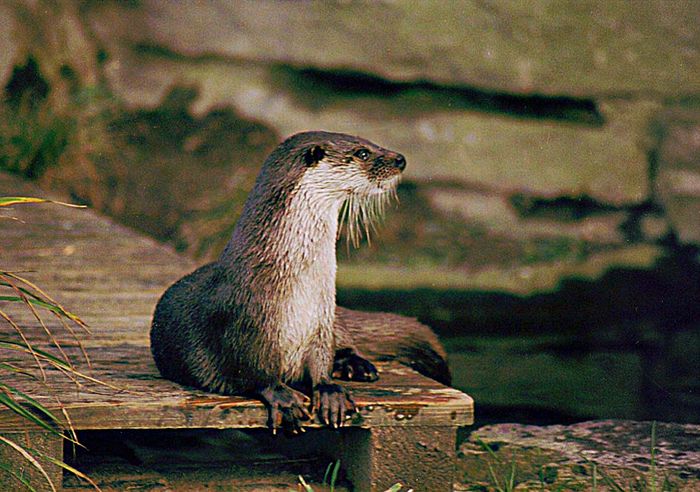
top-left (377, 153), bottom-right (406, 172)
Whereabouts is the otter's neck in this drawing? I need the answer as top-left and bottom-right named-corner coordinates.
top-left (219, 172), bottom-right (344, 278)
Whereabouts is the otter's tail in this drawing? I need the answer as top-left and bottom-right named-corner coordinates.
top-left (335, 306), bottom-right (452, 386)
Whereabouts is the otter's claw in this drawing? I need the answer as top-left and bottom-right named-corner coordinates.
top-left (333, 349), bottom-right (379, 382)
top-left (259, 384), bottom-right (311, 436)
top-left (313, 383), bottom-right (355, 428)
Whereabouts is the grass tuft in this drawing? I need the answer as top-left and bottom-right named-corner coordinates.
top-left (0, 196), bottom-right (103, 490)
top-left (296, 460), bottom-right (405, 491)
top-left (473, 421), bottom-right (678, 492)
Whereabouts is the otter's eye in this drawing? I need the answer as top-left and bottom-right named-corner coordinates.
top-left (354, 148), bottom-right (370, 161)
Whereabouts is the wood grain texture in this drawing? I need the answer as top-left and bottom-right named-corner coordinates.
top-left (0, 171), bottom-right (473, 435)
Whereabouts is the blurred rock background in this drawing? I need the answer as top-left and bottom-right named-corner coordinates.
top-left (1, 0), bottom-right (699, 424)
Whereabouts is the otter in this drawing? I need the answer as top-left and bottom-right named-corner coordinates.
top-left (150, 131), bottom-right (449, 433)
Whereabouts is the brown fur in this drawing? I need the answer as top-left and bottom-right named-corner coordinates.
top-left (335, 307), bottom-right (451, 385)
top-left (150, 131), bottom-right (449, 430)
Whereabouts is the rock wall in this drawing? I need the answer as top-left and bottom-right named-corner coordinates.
top-left (460, 420), bottom-right (700, 490)
top-left (83, 1), bottom-right (700, 291)
top-left (2, 1), bottom-right (698, 287)
top-left (1, 0), bottom-right (699, 422)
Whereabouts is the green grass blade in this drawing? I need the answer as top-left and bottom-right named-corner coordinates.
top-left (0, 290), bottom-right (86, 328)
top-left (0, 361), bottom-right (37, 378)
top-left (0, 272), bottom-right (89, 330)
top-left (476, 436), bottom-right (501, 462)
top-left (507, 456), bottom-right (516, 491)
top-left (651, 421), bottom-right (657, 492)
top-left (476, 437), bottom-right (506, 491)
top-left (0, 382), bottom-right (64, 427)
top-left (662, 473), bottom-right (675, 491)
top-left (0, 295), bottom-right (71, 318)
top-left (0, 339), bottom-right (72, 370)
top-left (330, 459), bottom-right (341, 491)
top-left (384, 485), bottom-right (403, 492)
top-left (485, 458), bottom-right (503, 492)
top-left (0, 196), bottom-right (85, 208)
top-left (45, 457), bottom-right (100, 490)
top-left (0, 461), bottom-right (37, 491)
top-left (24, 446), bottom-right (101, 491)
top-left (580, 454), bottom-right (624, 492)
top-left (0, 308), bottom-right (47, 379)
top-left (297, 475), bottom-right (314, 492)
top-left (0, 435), bottom-right (57, 492)
top-left (0, 392), bottom-right (62, 437)
top-left (0, 336), bottom-right (116, 392)
top-left (323, 461), bottom-right (333, 485)
top-left (599, 473), bottom-right (625, 492)
top-left (0, 281), bottom-right (46, 304)
top-left (592, 462), bottom-right (597, 491)
top-left (0, 197), bottom-right (49, 207)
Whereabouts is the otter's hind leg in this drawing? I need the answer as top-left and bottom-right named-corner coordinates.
top-left (335, 306), bottom-right (452, 385)
top-left (332, 348), bottom-right (379, 382)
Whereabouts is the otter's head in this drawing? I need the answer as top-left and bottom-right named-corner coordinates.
top-left (274, 131), bottom-right (405, 197)
top-left (269, 131), bottom-right (406, 245)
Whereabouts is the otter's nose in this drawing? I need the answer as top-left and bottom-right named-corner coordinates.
top-left (394, 154), bottom-right (406, 171)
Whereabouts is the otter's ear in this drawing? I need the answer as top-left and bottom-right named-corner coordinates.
top-left (303, 145), bottom-right (326, 166)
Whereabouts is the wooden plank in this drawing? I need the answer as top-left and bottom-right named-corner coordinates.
top-left (0, 171), bottom-right (473, 437)
top-left (0, 345), bottom-right (472, 431)
top-left (340, 426), bottom-right (457, 492)
top-left (64, 428), bottom-right (353, 491)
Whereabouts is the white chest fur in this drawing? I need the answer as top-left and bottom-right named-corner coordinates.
top-left (272, 170), bottom-right (341, 381)
top-left (277, 246), bottom-right (336, 381)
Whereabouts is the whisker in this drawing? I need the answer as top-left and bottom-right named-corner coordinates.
top-left (339, 175), bottom-right (400, 248)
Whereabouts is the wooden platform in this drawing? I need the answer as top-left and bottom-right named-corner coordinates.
top-left (0, 172), bottom-right (473, 491)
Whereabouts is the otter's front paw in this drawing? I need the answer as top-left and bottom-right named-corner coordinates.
top-left (333, 349), bottom-right (379, 382)
top-left (314, 383), bottom-right (355, 428)
top-left (259, 384), bottom-right (311, 436)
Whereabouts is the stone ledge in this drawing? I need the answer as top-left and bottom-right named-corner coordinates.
top-left (337, 244), bottom-right (661, 293)
top-left (655, 107), bottom-right (700, 245)
top-left (85, 0), bottom-right (700, 98)
top-left (458, 420), bottom-right (700, 490)
top-left (100, 51), bottom-right (658, 205)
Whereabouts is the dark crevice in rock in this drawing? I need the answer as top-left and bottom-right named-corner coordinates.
top-left (286, 67), bottom-right (604, 126)
top-left (658, 233), bottom-right (700, 260)
top-left (618, 202), bottom-right (665, 243)
top-left (510, 193), bottom-right (620, 221)
top-left (131, 42), bottom-right (236, 64)
top-left (510, 193), bottom-right (665, 244)
top-left (4, 56), bottom-right (49, 109)
top-left (96, 48), bottom-right (110, 64)
top-left (130, 42), bottom-right (603, 125)
top-left (647, 133), bottom-right (662, 201)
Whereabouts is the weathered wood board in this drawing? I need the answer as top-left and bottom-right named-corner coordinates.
top-left (0, 171), bottom-right (473, 491)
